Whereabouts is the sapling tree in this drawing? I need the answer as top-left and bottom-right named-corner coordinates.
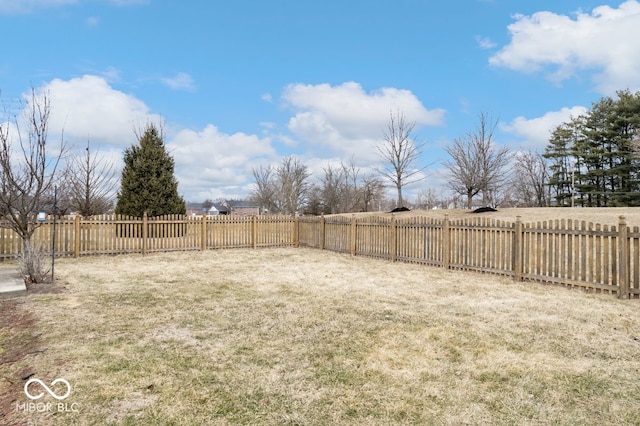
top-left (0, 89), bottom-right (66, 283)
top-left (65, 141), bottom-right (118, 216)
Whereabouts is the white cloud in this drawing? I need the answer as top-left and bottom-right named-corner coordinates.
top-left (168, 125), bottom-right (277, 200)
top-left (10, 75), bottom-right (278, 201)
top-left (476, 36), bottom-right (497, 49)
top-left (490, 0), bottom-right (640, 94)
top-left (15, 77), bottom-right (444, 201)
top-left (37, 75), bottom-right (159, 148)
top-left (501, 106), bottom-right (588, 148)
top-left (282, 81), bottom-right (445, 163)
top-left (161, 72), bottom-right (196, 92)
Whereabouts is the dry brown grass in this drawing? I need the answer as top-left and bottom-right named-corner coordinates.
top-left (3, 247), bottom-right (640, 425)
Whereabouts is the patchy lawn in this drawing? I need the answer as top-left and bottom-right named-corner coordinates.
top-left (2, 248), bottom-right (640, 425)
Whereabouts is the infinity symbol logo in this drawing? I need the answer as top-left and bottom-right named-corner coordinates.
top-left (24, 378), bottom-right (72, 400)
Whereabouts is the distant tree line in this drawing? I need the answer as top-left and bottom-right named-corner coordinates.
top-left (544, 90), bottom-right (640, 207)
top-left (250, 156), bottom-right (386, 215)
top-left (252, 91), bottom-right (640, 214)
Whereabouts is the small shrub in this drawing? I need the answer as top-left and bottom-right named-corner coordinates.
top-left (17, 242), bottom-right (51, 284)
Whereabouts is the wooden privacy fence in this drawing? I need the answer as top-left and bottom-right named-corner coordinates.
top-left (1, 213), bottom-right (639, 300)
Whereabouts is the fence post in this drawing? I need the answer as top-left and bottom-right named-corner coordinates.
top-left (293, 216), bottom-right (299, 248)
top-left (73, 214), bottom-right (81, 258)
top-left (513, 216), bottom-right (523, 281)
top-left (252, 215), bottom-right (258, 249)
top-left (350, 215), bottom-right (357, 256)
top-left (618, 216), bottom-right (630, 299)
top-left (201, 214), bottom-right (207, 251)
top-left (320, 215), bottom-right (325, 250)
top-left (390, 215), bottom-right (397, 262)
top-left (442, 214), bottom-right (450, 270)
top-left (142, 212), bottom-right (148, 255)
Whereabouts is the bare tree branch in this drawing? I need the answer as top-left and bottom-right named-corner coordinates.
top-left (376, 110), bottom-right (428, 207)
top-left (64, 141), bottom-right (118, 216)
top-left (276, 156), bottom-right (310, 215)
top-left (512, 150), bottom-right (550, 207)
top-left (0, 88), bottom-right (66, 282)
top-left (443, 112), bottom-right (510, 208)
top-left (251, 156), bottom-right (311, 215)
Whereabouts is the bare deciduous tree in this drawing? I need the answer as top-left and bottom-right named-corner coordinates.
top-left (276, 156), bottom-right (310, 215)
top-left (251, 156), bottom-right (310, 215)
top-left (318, 159), bottom-right (386, 214)
top-left (443, 112), bottom-right (510, 209)
top-left (318, 163), bottom-right (346, 214)
top-left (65, 141), bottom-right (118, 216)
top-left (0, 89), bottom-right (65, 282)
top-left (377, 110), bottom-right (427, 207)
top-left (512, 150), bottom-right (550, 207)
top-left (251, 165), bottom-right (277, 214)
top-left (360, 174), bottom-right (385, 212)
top-left (414, 187), bottom-right (441, 210)
top-left (444, 137), bottom-right (482, 209)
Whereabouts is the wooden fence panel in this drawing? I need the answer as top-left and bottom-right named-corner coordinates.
top-left (146, 215), bottom-right (200, 253)
top-left (256, 215), bottom-right (295, 247)
top-left (297, 217), bottom-right (323, 249)
top-left (396, 216), bottom-right (443, 266)
top-left (0, 225), bottom-right (21, 259)
top-left (86, 215), bottom-right (142, 255)
top-left (448, 217), bottom-right (513, 276)
top-left (206, 215), bottom-right (253, 249)
top-left (355, 216), bottom-right (391, 259)
top-left (520, 219), bottom-right (619, 294)
top-left (324, 216), bottom-right (351, 254)
top-left (29, 218), bottom-right (74, 257)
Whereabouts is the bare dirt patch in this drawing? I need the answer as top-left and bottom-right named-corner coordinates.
top-left (0, 272), bottom-right (67, 425)
top-left (0, 299), bottom-right (44, 426)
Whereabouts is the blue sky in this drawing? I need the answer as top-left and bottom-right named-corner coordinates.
top-left (2, 0), bottom-right (640, 203)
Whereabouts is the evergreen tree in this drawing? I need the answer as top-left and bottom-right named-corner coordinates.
top-left (544, 122), bottom-right (577, 206)
top-left (115, 124), bottom-right (186, 217)
top-left (610, 90), bottom-right (640, 206)
top-left (578, 103), bottom-right (609, 207)
top-left (544, 90), bottom-right (640, 207)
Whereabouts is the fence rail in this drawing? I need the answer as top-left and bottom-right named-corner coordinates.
top-left (2, 213), bottom-right (638, 300)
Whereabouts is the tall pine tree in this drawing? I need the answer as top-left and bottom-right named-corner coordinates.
top-left (115, 124), bottom-right (186, 217)
top-left (545, 90), bottom-right (640, 207)
top-left (544, 122), bottom-right (577, 206)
